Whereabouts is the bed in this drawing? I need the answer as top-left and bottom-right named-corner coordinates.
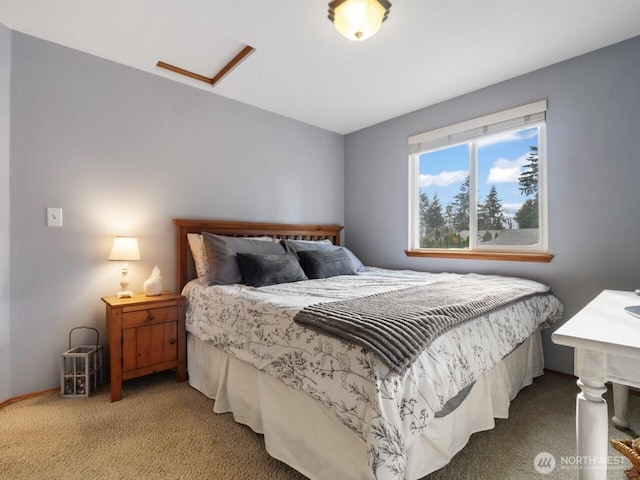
top-left (173, 219), bottom-right (563, 480)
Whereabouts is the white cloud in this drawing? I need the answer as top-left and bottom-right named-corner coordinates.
top-left (420, 170), bottom-right (468, 188)
top-left (486, 154), bottom-right (527, 183)
top-left (502, 202), bottom-right (524, 216)
top-left (488, 165), bottom-right (520, 183)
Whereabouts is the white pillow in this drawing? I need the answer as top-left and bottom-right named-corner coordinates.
top-left (289, 238), bottom-right (333, 245)
top-left (187, 233), bottom-right (209, 279)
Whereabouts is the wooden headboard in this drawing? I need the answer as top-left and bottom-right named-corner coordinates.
top-left (173, 219), bottom-right (344, 291)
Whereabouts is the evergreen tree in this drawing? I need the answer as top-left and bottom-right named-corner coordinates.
top-left (516, 145), bottom-right (539, 229)
top-left (419, 192), bottom-right (429, 239)
top-left (426, 193), bottom-right (445, 237)
top-left (452, 176), bottom-right (470, 231)
top-left (444, 204), bottom-right (455, 230)
top-left (519, 146), bottom-right (538, 196)
top-left (478, 185), bottom-right (506, 230)
top-left (515, 197), bottom-right (539, 228)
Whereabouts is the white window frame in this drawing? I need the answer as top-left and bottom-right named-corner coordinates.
top-left (408, 101), bottom-right (549, 257)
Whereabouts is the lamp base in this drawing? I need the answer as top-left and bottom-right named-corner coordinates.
top-left (115, 290), bottom-right (134, 299)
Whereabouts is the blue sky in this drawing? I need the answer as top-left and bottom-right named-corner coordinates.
top-left (418, 126), bottom-right (539, 218)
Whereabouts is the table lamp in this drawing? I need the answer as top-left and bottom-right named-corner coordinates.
top-left (109, 236), bottom-right (141, 298)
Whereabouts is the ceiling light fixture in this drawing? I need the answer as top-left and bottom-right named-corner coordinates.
top-left (328, 0), bottom-right (391, 41)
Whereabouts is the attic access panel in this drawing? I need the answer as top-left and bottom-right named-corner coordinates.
top-left (155, 26), bottom-right (254, 87)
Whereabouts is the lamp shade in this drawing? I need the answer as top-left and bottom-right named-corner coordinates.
top-left (329, 0), bottom-right (391, 41)
top-left (109, 237), bottom-right (141, 261)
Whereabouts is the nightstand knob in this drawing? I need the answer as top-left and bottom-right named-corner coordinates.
top-left (169, 338), bottom-right (177, 345)
top-left (146, 311), bottom-right (155, 321)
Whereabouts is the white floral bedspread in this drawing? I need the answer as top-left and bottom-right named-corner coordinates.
top-left (184, 268), bottom-right (563, 480)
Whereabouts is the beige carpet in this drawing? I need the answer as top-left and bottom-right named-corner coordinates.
top-left (1, 371), bottom-right (638, 480)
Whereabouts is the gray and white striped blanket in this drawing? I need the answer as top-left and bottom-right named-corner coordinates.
top-left (294, 274), bottom-right (551, 374)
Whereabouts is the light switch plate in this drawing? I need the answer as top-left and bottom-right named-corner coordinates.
top-left (47, 207), bottom-right (63, 227)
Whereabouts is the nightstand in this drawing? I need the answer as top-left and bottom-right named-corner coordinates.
top-left (102, 292), bottom-right (186, 402)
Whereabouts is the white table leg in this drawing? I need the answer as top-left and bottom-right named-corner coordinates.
top-left (576, 378), bottom-right (608, 480)
top-left (612, 383), bottom-right (630, 429)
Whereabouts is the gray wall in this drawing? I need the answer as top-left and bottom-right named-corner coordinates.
top-left (6, 28), bottom-right (639, 399)
top-left (345, 35), bottom-right (640, 374)
top-left (8, 32), bottom-right (344, 398)
top-left (0, 24), bottom-right (10, 402)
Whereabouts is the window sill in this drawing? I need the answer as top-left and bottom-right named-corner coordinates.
top-left (405, 249), bottom-right (553, 263)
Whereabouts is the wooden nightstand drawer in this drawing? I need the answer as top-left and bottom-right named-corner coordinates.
top-left (122, 304), bottom-right (178, 328)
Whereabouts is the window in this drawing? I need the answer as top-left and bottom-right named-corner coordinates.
top-left (408, 101), bottom-right (551, 262)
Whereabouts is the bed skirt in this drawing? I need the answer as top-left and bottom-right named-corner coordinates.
top-left (187, 330), bottom-right (544, 480)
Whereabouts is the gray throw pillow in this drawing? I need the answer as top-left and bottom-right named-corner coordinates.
top-left (297, 249), bottom-right (357, 279)
top-left (202, 232), bottom-right (286, 285)
top-left (236, 253), bottom-right (308, 287)
top-left (282, 239), bottom-right (366, 272)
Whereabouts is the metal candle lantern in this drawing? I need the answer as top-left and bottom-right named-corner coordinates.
top-left (60, 326), bottom-right (103, 397)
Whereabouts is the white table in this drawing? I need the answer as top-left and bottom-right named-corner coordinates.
top-left (552, 289), bottom-right (640, 480)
